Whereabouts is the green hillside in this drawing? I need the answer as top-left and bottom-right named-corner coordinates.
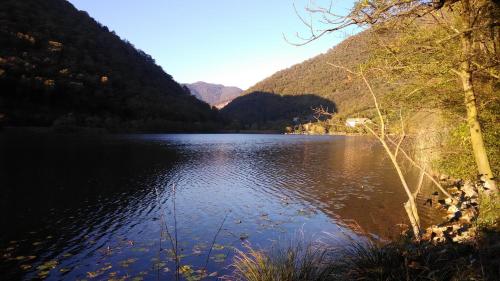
top-left (0, 0), bottom-right (217, 132)
top-left (222, 29), bottom-right (386, 125)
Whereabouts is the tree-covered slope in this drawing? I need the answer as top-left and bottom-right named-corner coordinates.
top-left (238, 30), bottom-right (383, 111)
top-left (0, 0), bottom-right (217, 131)
top-left (221, 29), bottom-right (394, 128)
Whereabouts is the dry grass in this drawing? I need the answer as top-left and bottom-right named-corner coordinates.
top-left (229, 234), bottom-right (500, 281)
top-left (229, 242), bottom-right (336, 281)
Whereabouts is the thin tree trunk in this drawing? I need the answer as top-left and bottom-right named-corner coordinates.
top-left (383, 143), bottom-right (421, 238)
top-left (459, 29), bottom-right (497, 194)
top-left (364, 124), bottom-right (421, 238)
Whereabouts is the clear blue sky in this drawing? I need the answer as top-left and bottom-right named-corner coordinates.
top-left (68, 0), bottom-right (358, 89)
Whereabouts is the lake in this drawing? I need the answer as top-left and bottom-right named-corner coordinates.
top-left (0, 133), bottom-right (441, 280)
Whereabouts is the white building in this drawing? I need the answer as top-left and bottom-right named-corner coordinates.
top-left (345, 118), bottom-right (371, 127)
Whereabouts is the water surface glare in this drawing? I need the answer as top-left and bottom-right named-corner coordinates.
top-left (0, 133), bottom-right (439, 280)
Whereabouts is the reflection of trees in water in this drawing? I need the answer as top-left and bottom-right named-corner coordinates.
top-left (261, 137), bottom-right (424, 240)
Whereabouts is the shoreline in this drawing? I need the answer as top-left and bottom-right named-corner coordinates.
top-left (0, 126), bottom-right (283, 135)
top-left (2, 126), bottom-right (367, 135)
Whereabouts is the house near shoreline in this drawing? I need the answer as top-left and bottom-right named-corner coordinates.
top-left (345, 118), bottom-right (371, 127)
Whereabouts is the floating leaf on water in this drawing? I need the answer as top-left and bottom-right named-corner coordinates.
top-left (212, 244), bottom-right (224, 250)
top-left (87, 271), bottom-right (100, 278)
top-left (101, 265), bottom-right (112, 271)
top-left (186, 273), bottom-right (205, 281)
top-left (15, 256), bottom-right (26, 260)
top-left (153, 262), bottom-right (166, 269)
top-left (194, 242), bottom-right (208, 249)
top-left (119, 258), bottom-right (138, 268)
top-left (86, 265), bottom-right (111, 278)
top-left (165, 249), bottom-right (175, 258)
top-left (131, 277), bottom-right (143, 281)
top-left (211, 253), bottom-right (227, 263)
top-left (37, 260), bottom-right (58, 271)
top-left (180, 265), bottom-right (193, 275)
top-left (26, 255), bottom-right (37, 260)
top-left (62, 253), bottom-right (72, 258)
top-left (180, 265), bottom-right (206, 281)
top-left (32, 242), bottom-right (43, 246)
top-left (59, 268), bottom-right (70, 273)
top-left (208, 271), bottom-right (218, 277)
top-left (37, 270), bottom-right (50, 278)
top-left (297, 209), bottom-right (309, 216)
top-left (46, 236), bottom-right (53, 239)
top-left (132, 247), bottom-right (149, 252)
top-left (20, 264), bottom-right (32, 270)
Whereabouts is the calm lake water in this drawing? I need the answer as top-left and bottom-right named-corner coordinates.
top-left (0, 133), bottom-right (440, 280)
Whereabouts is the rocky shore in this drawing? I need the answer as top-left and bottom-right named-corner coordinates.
top-left (422, 177), bottom-right (482, 243)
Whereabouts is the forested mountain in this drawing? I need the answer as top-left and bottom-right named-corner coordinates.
top-left (184, 81), bottom-right (242, 108)
top-left (0, 0), bottom-right (217, 131)
top-left (243, 30), bottom-right (378, 115)
top-left (221, 29), bottom-right (385, 128)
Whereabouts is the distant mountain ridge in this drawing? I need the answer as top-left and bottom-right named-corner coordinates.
top-left (184, 82), bottom-right (242, 108)
top-left (0, 0), bottom-right (216, 131)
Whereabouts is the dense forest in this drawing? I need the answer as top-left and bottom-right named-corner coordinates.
top-left (0, 0), bottom-right (218, 132)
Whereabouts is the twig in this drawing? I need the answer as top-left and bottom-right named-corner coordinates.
top-left (413, 168), bottom-right (426, 198)
top-left (204, 211), bottom-right (230, 271)
top-left (172, 184), bottom-right (179, 281)
top-left (394, 107), bottom-right (406, 157)
top-left (154, 185), bottom-right (177, 280)
top-left (387, 137), bottom-right (453, 198)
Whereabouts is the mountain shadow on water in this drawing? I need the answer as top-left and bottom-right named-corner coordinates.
top-left (220, 91), bottom-right (336, 130)
top-left (0, 0), bottom-right (218, 132)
